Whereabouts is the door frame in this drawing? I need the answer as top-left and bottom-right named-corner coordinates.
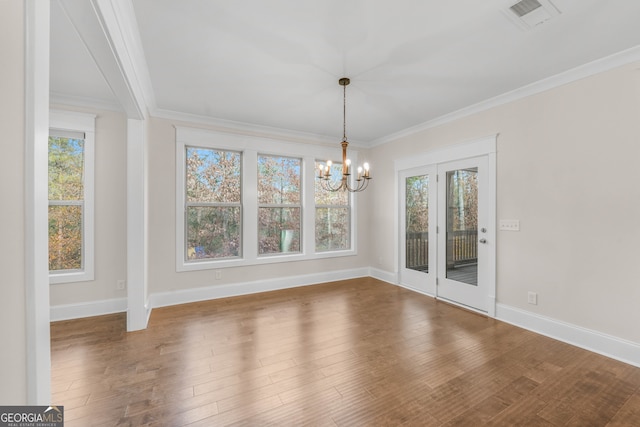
top-left (394, 135), bottom-right (497, 316)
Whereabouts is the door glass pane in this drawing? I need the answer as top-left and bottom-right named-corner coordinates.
top-left (446, 168), bottom-right (478, 285)
top-left (405, 175), bottom-right (429, 273)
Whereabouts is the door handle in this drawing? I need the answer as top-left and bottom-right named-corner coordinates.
top-left (479, 238), bottom-right (487, 244)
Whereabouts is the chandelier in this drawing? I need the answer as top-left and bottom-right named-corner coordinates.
top-left (317, 77), bottom-right (371, 192)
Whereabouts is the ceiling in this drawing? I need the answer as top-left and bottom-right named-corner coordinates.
top-left (50, 0), bottom-right (640, 146)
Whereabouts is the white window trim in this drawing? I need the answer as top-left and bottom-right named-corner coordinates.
top-left (314, 161), bottom-right (352, 253)
top-left (257, 153), bottom-right (303, 257)
top-left (49, 110), bottom-right (96, 284)
top-left (176, 126), bottom-right (358, 272)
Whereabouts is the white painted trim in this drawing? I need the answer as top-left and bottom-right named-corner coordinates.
top-left (57, 0), bottom-right (145, 119)
top-left (496, 303), bottom-right (640, 368)
top-left (371, 45), bottom-right (640, 147)
top-left (100, 0), bottom-right (157, 113)
top-left (394, 135), bottom-right (498, 315)
top-left (24, 0), bottom-right (51, 405)
top-left (175, 126), bottom-right (358, 272)
top-left (43, 267), bottom-right (640, 368)
top-left (156, 108), bottom-right (369, 148)
top-left (368, 267), bottom-right (398, 285)
top-left (149, 268), bottom-right (370, 309)
top-left (486, 151), bottom-right (497, 318)
top-left (176, 126), bottom-right (360, 159)
top-left (49, 110), bottom-right (96, 285)
top-left (394, 134), bottom-right (498, 172)
top-left (49, 110), bottom-right (96, 132)
top-left (126, 118), bottom-right (148, 331)
top-left (50, 92), bottom-right (123, 113)
top-left (50, 298), bottom-right (127, 322)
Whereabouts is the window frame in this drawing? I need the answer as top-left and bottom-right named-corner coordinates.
top-left (176, 127), bottom-right (358, 272)
top-left (257, 154), bottom-right (303, 256)
top-left (314, 160), bottom-right (352, 252)
top-left (49, 110), bottom-right (96, 284)
top-left (185, 146), bottom-right (243, 261)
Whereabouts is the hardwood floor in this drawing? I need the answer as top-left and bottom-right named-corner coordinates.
top-left (51, 278), bottom-right (640, 426)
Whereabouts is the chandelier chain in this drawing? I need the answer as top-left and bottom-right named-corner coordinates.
top-left (317, 77), bottom-right (371, 192)
top-left (343, 81), bottom-right (347, 142)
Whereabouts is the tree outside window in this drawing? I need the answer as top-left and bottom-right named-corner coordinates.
top-left (48, 135), bottom-right (85, 271)
top-left (315, 161), bottom-right (350, 251)
top-left (186, 147), bottom-right (241, 260)
top-left (258, 155), bottom-right (301, 255)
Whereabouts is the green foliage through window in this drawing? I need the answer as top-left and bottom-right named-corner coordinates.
top-left (48, 136), bottom-right (85, 272)
top-left (258, 155), bottom-right (301, 255)
top-left (186, 147), bottom-right (242, 260)
top-left (315, 161), bottom-right (350, 251)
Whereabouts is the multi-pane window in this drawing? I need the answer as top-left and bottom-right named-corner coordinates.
top-left (176, 127), bottom-right (357, 270)
top-left (48, 132), bottom-right (86, 272)
top-left (315, 161), bottom-right (351, 251)
top-left (258, 155), bottom-right (302, 255)
top-left (185, 147), bottom-right (242, 260)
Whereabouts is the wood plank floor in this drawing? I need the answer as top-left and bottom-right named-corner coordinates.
top-left (51, 278), bottom-right (640, 426)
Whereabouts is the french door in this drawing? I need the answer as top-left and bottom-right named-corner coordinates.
top-left (399, 155), bottom-right (493, 313)
top-left (399, 165), bottom-right (437, 295)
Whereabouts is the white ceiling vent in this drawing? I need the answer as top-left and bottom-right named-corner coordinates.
top-left (503, 0), bottom-right (561, 30)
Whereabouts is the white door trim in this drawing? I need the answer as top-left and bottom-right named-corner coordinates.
top-left (394, 135), bottom-right (497, 316)
top-left (25, 0), bottom-right (52, 404)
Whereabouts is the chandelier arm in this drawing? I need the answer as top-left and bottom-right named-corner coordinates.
top-left (319, 178), bottom-right (344, 192)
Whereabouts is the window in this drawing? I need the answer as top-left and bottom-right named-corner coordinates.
top-left (176, 126), bottom-right (356, 271)
top-left (185, 147), bottom-right (242, 260)
top-left (315, 161), bottom-right (351, 251)
top-left (258, 155), bottom-right (301, 255)
top-left (49, 110), bottom-right (95, 284)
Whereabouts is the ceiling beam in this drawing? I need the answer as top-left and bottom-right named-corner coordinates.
top-left (57, 0), bottom-right (155, 119)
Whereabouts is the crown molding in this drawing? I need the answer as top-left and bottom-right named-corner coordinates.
top-left (370, 44), bottom-right (640, 147)
top-left (152, 107), bottom-right (370, 148)
top-left (50, 91), bottom-right (124, 113)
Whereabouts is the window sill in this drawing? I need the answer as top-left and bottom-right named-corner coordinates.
top-left (176, 249), bottom-right (357, 272)
top-left (50, 270), bottom-right (94, 285)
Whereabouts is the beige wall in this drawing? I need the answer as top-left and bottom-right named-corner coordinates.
top-left (146, 117), bottom-right (371, 295)
top-left (370, 62), bottom-right (640, 343)
top-left (49, 107), bottom-right (128, 306)
top-left (45, 50), bottom-right (639, 351)
top-left (0, 0), bottom-right (27, 404)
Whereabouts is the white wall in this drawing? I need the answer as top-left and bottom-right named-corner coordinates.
top-left (49, 107), bottom-right (128, 309)
top-left (370, 62), bottom-right (640, 344)
top-left (146, 117), bottom-right (372, 297)
top-left (0, 0), bottom-right (27, 404)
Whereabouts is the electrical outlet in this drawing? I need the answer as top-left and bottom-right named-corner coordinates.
top-left (215, 270), bottom-right (222, 280)
top-left (117, 280), bottom-right (126, 290)
top-left (527, 291), bottom-right (537, 305)
top-left (499, 219), bottom-right (520, 231)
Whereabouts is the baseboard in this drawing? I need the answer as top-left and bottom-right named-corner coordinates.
top-left (496, 303), bottom-right (640, 368)
top-left (148, 267), bottom-right (370, 309)
top-left (50, 298), bottom-right (127, 322)
top-left (368, 267), bottom-right (398, 285)
top-left (48, 272), bottom-right (640, 369)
